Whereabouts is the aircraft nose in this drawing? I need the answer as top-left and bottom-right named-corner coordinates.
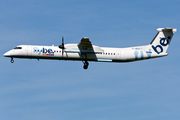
top-left (4, 51), bottom-right (11, 57)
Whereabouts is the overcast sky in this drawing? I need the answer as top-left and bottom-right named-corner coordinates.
top-left (1, 0), bottom-right (180, 120)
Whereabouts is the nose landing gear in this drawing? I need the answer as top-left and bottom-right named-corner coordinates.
top-left (11, 57), bottom-right (14, 63)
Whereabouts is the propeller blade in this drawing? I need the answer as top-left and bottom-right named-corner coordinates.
top-left (62, 49), bottom-right (64, 57)
top-left (58, 36), bottom-right (65, 57)
top-left (59, 36), bottom-right (65, 49)
top-left (62, 36), bottom-right (64, 46)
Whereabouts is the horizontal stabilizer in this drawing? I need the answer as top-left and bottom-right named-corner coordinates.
top-left (157, 28), bottom-right (177, 33)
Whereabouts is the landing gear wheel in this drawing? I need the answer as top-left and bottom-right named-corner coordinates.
top-left (83, 64), bottom-right (88, 69)
top-left (83, 61), bottom-right (89, 70)
top-left (11, 57), bottom-right (14, 63)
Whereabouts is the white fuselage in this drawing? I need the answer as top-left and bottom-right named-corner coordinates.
top-left (4, 44), bottom-right (167, 62)
top-left (3, 28), bottom-right (176, 69)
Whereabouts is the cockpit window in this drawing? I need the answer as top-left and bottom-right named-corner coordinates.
top-left (14, 47), bottom-right (22, 49)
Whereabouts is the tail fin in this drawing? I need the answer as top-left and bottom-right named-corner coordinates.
top-left (150, 28), bottom-right (177, 54)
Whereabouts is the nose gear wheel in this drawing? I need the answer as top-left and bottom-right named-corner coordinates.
top-left (11, 57), bottom-right (14, 63)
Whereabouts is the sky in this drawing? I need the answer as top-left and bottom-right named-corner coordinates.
top-left (1, 0), bottom-right (180, 120)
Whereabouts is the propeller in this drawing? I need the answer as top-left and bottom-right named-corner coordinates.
top-left (59, 36), bottom-right (65, 56)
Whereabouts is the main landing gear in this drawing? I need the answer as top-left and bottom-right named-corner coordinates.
top-left (11, 57), bottom-right (14, 63)
top-left (83, 61), bottom-right (89, 70)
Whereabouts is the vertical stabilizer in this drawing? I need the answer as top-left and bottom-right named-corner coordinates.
top-left (150, 28), bottom-right (177, 54)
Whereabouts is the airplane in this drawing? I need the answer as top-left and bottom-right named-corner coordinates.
top-left (4, 28), bottom-right (177, 69)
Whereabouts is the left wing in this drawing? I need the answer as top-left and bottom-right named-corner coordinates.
top-left (65, 37), bottom-right (104, 53)
top-left (78, 37), bottom-right (104, 53)
top-left (78, 37), bottom-right (93, 50)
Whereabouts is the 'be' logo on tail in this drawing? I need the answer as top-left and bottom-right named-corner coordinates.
top-left (152, 38), bottom-right (169, 54)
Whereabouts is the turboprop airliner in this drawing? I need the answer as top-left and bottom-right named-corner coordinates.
top-left (4, 28), bottom-right (177, 69)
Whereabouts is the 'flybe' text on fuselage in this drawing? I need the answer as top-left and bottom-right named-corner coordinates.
top-left (33, 47), bottom-right (54, 56)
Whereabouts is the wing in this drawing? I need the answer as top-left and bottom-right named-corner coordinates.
top-left (78, 37), bottom-right (103, 53)
top-left (78, 37), bottom-right (93, 50)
